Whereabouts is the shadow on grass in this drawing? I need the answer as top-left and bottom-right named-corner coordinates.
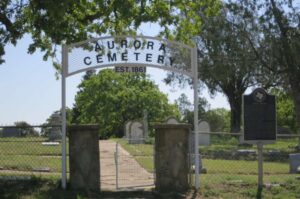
top-left (0, 177), bottom-right (199, 199)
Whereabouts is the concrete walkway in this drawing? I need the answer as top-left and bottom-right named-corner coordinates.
top-left (99, 140), bottom-right (154, 190)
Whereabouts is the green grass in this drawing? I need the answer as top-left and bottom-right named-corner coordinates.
top-left (0, 137), bottom-right (68, 155)
top-left (115, 139), bottom-right (154, 172)
top-left (203, 136), bottom-right (299, 154)
top-left (115, 139), bottom-right (153, 156)
top-left (115, 137), bottom-right (300, 198)
top-left (1, 175), bottom-right (300, 198)
top-left (0, 155), bottom-right (69, 172)
top-left (202, 159), bottom-right (289, 174)
top-left (0, 137), bottom-right (69, 173)
top-left (1, 137), bottom-right (300, 198)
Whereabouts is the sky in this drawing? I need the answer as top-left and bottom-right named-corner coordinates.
top-left (0, 23), bottom-right (229, 125)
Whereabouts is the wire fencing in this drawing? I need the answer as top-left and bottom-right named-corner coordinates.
top-left (114, 139), bottom-right (155, 190)
top-left (0, 125), bottom-right (66, 178)
top-left (113, 133), bottom-right (300, 190)
top-left (1, 124), bottom-right (299, 191)
top-left (196, 133), bottom-right (300, 188)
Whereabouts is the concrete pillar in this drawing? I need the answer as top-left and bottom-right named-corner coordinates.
top-left (154, 124), bottom-right (191, 192)
top-left (68, 124), bottom-right (100, 190)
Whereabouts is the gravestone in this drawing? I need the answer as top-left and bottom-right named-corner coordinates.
top-left (49, 113), bottom-right (61, 141)
top-left (238, 135), bottom-right (245, 144)
top-left (165, 117), bottom-right (179, 124)
top-left (189, 121), bottom-right (211, 155)
top-left (289, 154), bottom-right (300, 173)
top-left (198, 121), bottom-right (211, 146)
top-left (124, 121), bottom-right (132, 139)
top-left (128, 121), bottom-right (144, 144)
top-left (188, 121), bottom-right (210, 173)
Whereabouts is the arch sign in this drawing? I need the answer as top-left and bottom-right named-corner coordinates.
top-left (61, 35), bottom-right (200, 189)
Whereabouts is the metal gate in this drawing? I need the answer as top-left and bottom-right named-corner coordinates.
top-left (99, 139), bottom-right (155, 190)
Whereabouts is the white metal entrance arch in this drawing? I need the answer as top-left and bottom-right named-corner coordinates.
top-left (61, 35), bottom-right (199, 189)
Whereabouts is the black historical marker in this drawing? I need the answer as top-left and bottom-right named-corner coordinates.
top-left (243, 88), bottom-right (276, 143)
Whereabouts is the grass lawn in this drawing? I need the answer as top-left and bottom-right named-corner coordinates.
top-left (202, 159), bottom-right (289, 174)
top-left (1, 176), bottom-right (300, 198)
top-left (204, 136), bottom-right (299, 154)
top-left (115, 137), bottom-right (300, 198)
top-left (0, 137), bottom-right (69, 173)
top-left (0, 137), bottom-right (62, 155)
top-left (1, 137), bottom-right (300, 198)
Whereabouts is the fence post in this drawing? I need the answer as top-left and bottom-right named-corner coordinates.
top-left (257, 142), bottom-right (264, 189)
top-left (115, 142), bottom-right (119, 190)
top-left (154, 124), bottom-right (191, 192)
top-left (153, 139), bottom-right (156, 184)
top-left (68, 124), bottom-right (100, 190)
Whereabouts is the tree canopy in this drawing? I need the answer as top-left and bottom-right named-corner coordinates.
top-left (271, 88), bottom-right (297, 133)
top-left (166, 1), bottom-right (260, 133)
top-left (14, 121), bottom-right (38, 136)
top-left (166, 0), bottom-right (300, 134)
top-left (175, 93), bottom-right (209, 125)
top-left (249, 0), bottom-right (300, 135)
top-left (0, 0), bottom-right (25, 64)
top-left (0, 0), bottom-right (221, 70)
top-left (72, 69), bottom-right (179, 138)
top-left (195, 1), bottom-right (261, 133)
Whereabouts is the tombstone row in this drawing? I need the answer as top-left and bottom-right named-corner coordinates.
top-left (124, 117), bottom-right (212, 146)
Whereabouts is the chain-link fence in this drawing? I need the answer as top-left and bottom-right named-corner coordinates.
top-left (114, 133), bottom-right (300, 191)
top-left (0, 125), bottom-right (67, 179)
top-left (1, 125), bottom-right (299, 192)
top-left (195, 133), bottom-right (300, 189)
top-left (114, 139), bottom-right (155, 190)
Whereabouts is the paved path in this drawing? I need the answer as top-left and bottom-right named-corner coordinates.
top-left (99, 140), bottom-right (154, 190)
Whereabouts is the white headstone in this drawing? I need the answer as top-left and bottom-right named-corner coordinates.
top-left (239, 135), bottom-right (245, 144)
top-left (198, 121), bottom-right (210, 146)
top-left (143, 110), bottom-right (149, 138)
top-left (129, 121), bottom-right (144, 144)
top-left (124, 121), bottom-right (132, 139)
top-left (165, 117), bottom-right (179, 124)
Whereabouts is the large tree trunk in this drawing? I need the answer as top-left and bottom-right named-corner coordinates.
top-left (228, 93), bottom-right (242, 133)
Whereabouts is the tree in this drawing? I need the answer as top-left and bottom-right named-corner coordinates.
top-left (195, 2), bottom-right (262, 133)
top-left (0, 1), bottom-right (221, 70)
top-left (14, 121), bottom-right (38, 136)
top-left (246, 0), bottom-right (300, 136)
top-left (271, 88), bottom-right (297, 133)
top-left (203, 108), bottom-right (230, 132)
top-left (0, 0), bottom-right (25, 64)
top-left (41, 109), bottom-right (72, 137)
top-left (175, 93), bottom-right (209, 124)
top-left (73, 69), bottom-right (179, 138)
top-left (166, 1), bottom-right (260, 133)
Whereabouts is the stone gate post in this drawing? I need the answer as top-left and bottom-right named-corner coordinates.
top-left (68, 124), bottom-right (100, 190)
top-left (154, 124), bottom-right (191, 192)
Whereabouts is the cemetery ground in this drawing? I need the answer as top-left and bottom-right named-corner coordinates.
top-left (1, 136), bottom-right (300, 198)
